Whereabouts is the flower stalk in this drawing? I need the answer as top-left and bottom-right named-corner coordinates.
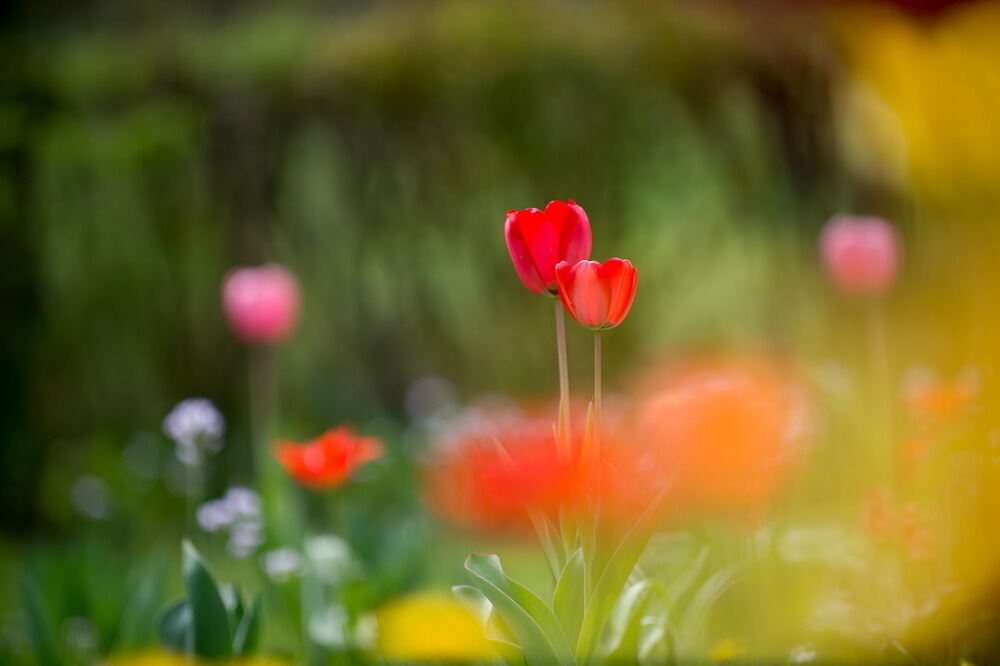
top-left (555, 299), bottom-right (572, 460)
top-left (593, 331), bottom-right (602, 460)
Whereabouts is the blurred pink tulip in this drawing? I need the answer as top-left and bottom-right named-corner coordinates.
top-left (820, 215), bottom-right (900, 296)
top-left (221, 264), bottom-right (300, 343)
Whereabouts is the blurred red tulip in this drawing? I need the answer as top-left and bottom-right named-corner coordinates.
top-left (819, 215), bottom-right (900, 296)
top-left (504, 200), bottom-right (592, 295)
top-left (555, 258), bottom-right (638, 330)
top-left (424, 401), bottom-right (666, 534)
top-left (424, 406), bottom-right (585, 532)
top-left (274, 426), bottom-right (382, 490)
top-left (221, 264), bottom-right (300, 343)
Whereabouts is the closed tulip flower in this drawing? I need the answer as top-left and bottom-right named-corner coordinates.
top-left (820, 215), bottom-right (900, 296)
top-left (221, 264), bottom-right (300, 343)
top-left (504, 200), bottom-right (592, 295)
top-left (555, 258), bottom-right (638, 330)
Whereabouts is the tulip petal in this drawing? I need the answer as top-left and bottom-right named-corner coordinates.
top-left (505, 212), bottom-right (548, 294)
top-left (547, 200), bottom-right (592, 268)
top-left (571, 261), bottom-right (610, 329)
top-left (602, 259), bottom-right (638, 329)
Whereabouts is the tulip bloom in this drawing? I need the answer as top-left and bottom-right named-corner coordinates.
top-left (819, 216), bottom-right (900, 296)
top-left (504, 200), bottom-right (592, 295)
top-left (221, 264), bottom-right (300, 343)
top-left (630, 356), bottom-right (810, 516)
top-left (425, 410), bottom-right (580, 532)
top-left (274, 426), bottom-right (382, 490)
top-left (555, 258), bottom-right (638, 330)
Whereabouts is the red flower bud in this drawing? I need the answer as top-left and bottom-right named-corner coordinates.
top-left (504, 200), bottom-right (592, 295)
top-left (555, 258), bottom-right (638, 330)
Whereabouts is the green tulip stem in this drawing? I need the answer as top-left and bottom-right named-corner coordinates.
top-left (555, 299), bottom-right (571, 458)
top-left (594, 331), bottom-right (602, 459)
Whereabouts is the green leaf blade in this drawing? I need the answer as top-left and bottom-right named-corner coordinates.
top-left (464, 554), bottom-right (574, 666)
top-left (182, 540), bottom-right (233, 659)
top-left (552, 548), bottom-right (586, 648)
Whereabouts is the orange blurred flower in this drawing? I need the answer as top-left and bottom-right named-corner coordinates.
top-left (274, 426), bottom-right (382, 490)
top-left (629, 356), bottom-right (810, 519)
top-left (861, 485), bottom-right (935, 560)
top-left (897, 436), bottom-right (933, 475)
top-left (903, 369), bottom-right (977, 420)
top-left (862, 485), bottom-right (898, 544)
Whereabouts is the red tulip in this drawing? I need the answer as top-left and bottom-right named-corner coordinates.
top-left (555, 258), bottom-right (638, 330)
top-left (504, 200), bottom-right (592, 295)
top-left (274, 426), bottom-right (382, 490)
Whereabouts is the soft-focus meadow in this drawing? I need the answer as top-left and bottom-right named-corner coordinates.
top-left (3, 0), bottom-right (1000, 664)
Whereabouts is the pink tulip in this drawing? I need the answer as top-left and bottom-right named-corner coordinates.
top-left (221, 264), bottom-right (300, 343)
top-left (820, 215), bottom-right (900, 296)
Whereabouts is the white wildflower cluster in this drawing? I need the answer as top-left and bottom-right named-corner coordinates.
top-left (260, 547), bottom-right (302, 583)
top-left (196, 486), bottom-right (263, 558)
top-left (162, 398), bottom-right (225, 465)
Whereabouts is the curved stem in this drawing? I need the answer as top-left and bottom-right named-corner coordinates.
top-left (555, 299), bottom-right (571, 458)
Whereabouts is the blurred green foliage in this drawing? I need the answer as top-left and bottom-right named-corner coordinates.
top-left (6, 2), bottom-right (1000, 664)
top-left (0, 1), bottom-right (852, 534)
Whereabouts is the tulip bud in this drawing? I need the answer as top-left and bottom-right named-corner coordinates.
top-left (820, 215), bottom-right (900, 296)
top-left (221, 264), bottom-right (300, 343)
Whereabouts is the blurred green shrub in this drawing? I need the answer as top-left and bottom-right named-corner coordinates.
top-left (0, 1), bottom-right (845, 531)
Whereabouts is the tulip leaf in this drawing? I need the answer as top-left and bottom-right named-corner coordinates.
top-left (232, 596), bottom-right (260, 656)
top-left (552, 548), bottom-right (586, 647)
top-left (575, 488), bottom-right (666, 663)
top-left (487, 637), bottom-right (524, 664)
top-left (526, 506), bottom-right (564, 581)
top-left (452, 584), bottom-right (493, 625)
top-left (603, 579), bottom-right (654, 661)
top-left (118, 556), bottom-right (167, 650)
top-left (19, 575), bottom-right (62, 666)
top-left (675, 565), bottom-right (738, 654)
top-left (464, 554), bottom-right (574, 666)
top-left (157, 599), bottom-right (192, 653)
top-left (182, 540), bottom-right (233, 658)
top-left (663, 545), bottom-right (710, 612)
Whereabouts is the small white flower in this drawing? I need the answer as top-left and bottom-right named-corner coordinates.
top-left (228, 520), bottom-right (264, 558)
top-left (196, 499), bottom-right (234, 532)
top-left (261, 547), bottom-right (302, 582)
top-left (225, 486), bottom-right (261, 517)
top-left (306, 535), bottom-right (356, 584)
top-left (163, 398), bottom-right (225, 465)
top-left (197, 485), bottom-right (266, 558)
top-left (308, 604), bottom-right (349, 648)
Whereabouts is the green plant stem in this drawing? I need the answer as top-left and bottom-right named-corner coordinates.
top-left (866, 299), bottom-right (892, 485)
top-left (249, 346), bottom-right (277, 479)
top-left (555, 300), bottom-right (571, 458)
top-left (593, 331), bottom-right (602, 460)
